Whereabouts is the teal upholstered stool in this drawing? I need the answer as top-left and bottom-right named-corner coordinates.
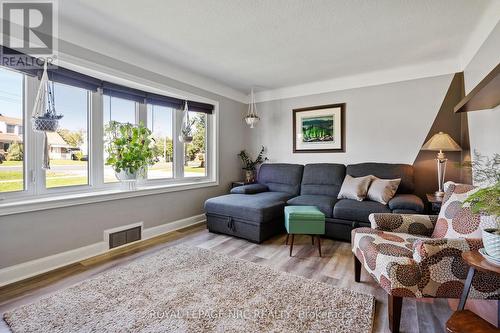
top-left (284, 206), bottom-right (325, 256)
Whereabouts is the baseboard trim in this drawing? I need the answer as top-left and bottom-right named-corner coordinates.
top-left (0, 214), bottom-right (206, 286)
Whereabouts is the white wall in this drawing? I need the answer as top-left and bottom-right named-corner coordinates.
top-left (246, 74), bottom-right (454, 165)
top-left (464, 21), bottom-right (500, 159)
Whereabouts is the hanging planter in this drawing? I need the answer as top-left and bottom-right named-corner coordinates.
top-left (32, 62), bottom-right (63, 132)
top-left (244, 88), bottom-right (260, 128)
top-left (31, 62), bottom-right (63, 169)
top-left (179, 100), bottom-right (195, 143)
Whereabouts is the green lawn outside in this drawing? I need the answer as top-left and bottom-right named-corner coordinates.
top-left (0, 181), bottom-right (23, 192)
top-left (0, 177), bottom-right (88, 192)
top-left (0, 161), bottom-right (22, 166)
top-left (184, 166), bottom-right (206, 174)
top-left (46, 177), bottom-right (88, 188)
top-left (0, 159), bottom-right (204, 193)
top-left (0, 160), bottom-right (87, 166)
top-left (0, 170), bottom-right (23, 180)
top-left (0, 170), bottom-right (61, 180)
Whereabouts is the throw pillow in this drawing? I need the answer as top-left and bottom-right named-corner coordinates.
top-left (367, 177), bottom-right (401, 204)
top-left (337, 175), bottom-right (373, 201)
top-left (431, 181), bottom-right (496, 238)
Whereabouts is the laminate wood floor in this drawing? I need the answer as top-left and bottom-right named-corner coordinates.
top-left (0, 224), bottom-right (452, 333)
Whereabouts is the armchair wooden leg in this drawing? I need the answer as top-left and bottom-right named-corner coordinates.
top-left (285, 233), bottom-right (289, 245)
top-left (354, 256), bottom-right (362, 282)
top-left (388, 294), bottom-right (403, 333)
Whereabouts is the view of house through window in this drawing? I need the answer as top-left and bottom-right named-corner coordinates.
top-left (183, 111), bottom-right (207, 177)
top-left (46, 82), bottom-right (89, 189)
top-left (147, 104), bottom-right (173, 179)
top-left (0, 67), bottom-right (24, 193)
top-left (103, 95), bottom-right (137, 183)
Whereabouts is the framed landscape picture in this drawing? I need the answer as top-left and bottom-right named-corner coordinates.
top-left (293, 103), bottom-right (345, 153)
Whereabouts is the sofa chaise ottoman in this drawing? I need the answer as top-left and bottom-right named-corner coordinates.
top-left (204, 163), bottom-right (304, 243)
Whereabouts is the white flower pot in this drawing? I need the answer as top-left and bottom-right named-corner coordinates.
top-left (115, 169), bottom-right (138, 181)
top-left (483, 228), bottom-right (500, 259)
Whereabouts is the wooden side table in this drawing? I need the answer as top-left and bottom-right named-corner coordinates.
top-left (446, 251), bottom-right (500, 332)
top-left (426, 193), bottom-right (443, 214)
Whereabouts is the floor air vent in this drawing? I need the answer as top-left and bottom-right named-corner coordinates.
top-left (109, 226), bottom-right (142, 249)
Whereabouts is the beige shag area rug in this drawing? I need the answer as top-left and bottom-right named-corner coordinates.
top-left (4, 246), bottom-right (374, 333)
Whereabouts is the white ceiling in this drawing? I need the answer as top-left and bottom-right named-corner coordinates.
top-left (58, 0), bottom-right (499, 102)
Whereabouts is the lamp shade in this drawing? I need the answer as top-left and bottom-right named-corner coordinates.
top-left (421, 132), bottom-right (462, 151)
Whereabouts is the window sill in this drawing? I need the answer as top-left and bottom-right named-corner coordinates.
top-left (0, 180), bottom-right (218, 217)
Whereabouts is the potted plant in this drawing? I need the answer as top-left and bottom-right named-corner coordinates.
top-left (237, 146), bottom-right (268, 183)
top-left (105, 121), bottom-right (160, 185)
top-left (463, 152), bottom-right (500, 259)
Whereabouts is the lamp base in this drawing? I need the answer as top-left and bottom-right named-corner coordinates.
top-left (434, 191), bottom-right (445, 197)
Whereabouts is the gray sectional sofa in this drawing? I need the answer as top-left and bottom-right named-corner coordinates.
top-left (204, 162), bottom-right (424, 243)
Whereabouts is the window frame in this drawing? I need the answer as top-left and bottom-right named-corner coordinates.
top-left (39, 81), bottom-right (93, 194)
top-left (0, 63), bottom-right (219, 210)
top-left (145, 103), bottom-right (175, 182)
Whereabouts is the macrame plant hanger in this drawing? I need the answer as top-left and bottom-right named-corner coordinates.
top-left (178, 100), bottom-right (193, 143)
top-left (32, 62), bottom-right (63, 169)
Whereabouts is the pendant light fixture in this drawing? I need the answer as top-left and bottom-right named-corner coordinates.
top-left (244, 88), bottom-right (260, 128)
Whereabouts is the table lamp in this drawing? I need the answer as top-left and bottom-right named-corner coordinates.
top-left (421, 132), bottom-right (462, 197)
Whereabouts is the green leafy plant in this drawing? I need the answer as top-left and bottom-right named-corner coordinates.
top-left (74, 151), bottom-right (84, 161)
top-left (237, 146), bottom-right (267, 171)
top-left (6, 142), bottom-right (23, 161)
top-left (463, 151), bottom-right (500, 233)
top-left (104, 121), bottom-right (159, 175)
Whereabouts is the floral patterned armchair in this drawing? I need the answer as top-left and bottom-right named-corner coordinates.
top-left (351, 182), bottom-right (500, 333)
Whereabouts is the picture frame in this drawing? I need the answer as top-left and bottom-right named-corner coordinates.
top-left (293, 103), bottom-right (345, 153)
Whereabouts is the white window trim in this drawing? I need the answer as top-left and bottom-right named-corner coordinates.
top-left (0, 56), bottom-right (220, 214)
top-left (0, 179), bottom-right (218, 216)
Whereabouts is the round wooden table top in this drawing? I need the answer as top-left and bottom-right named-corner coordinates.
top-left (462, 251), bottom-right (500, 275)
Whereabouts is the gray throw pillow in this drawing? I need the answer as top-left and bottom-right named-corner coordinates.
top-left (337, 175), bottom-right (374, 201)
top-left (230, 183), bottom-right (269, 194)
top-left (367, 177), bottom-right (401, 204)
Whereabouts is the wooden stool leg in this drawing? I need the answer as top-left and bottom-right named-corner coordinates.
top-left (285, 233), bottom-right (289, 245)
top-left (317, 236), bottom-right (321, 257)
top-left (311, 235), bottom-right (314, 245)
top-left (289, 234), bottom-right (294, 256)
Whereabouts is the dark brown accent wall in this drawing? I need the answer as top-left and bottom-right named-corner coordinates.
top-left (413, 72), bottom-right (472, 199)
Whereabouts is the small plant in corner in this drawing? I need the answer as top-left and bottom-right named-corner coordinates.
top-left (237, 146), bottom-right (268, 183)
top-left (462, 151), bottom-right (500, 259)
top-left (105, 121), bottom-right (160, 181)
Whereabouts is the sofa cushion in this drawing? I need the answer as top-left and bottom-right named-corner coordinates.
top-left (230, 183), bottom-right (269, 194)
top-left (204, 191), bottom-right (292, 223)
top-left (300, 163), bottom-right (346, 197)
top-left (333, 199), bottom-right (391, 223)
top-left (388, 194), bottom-right (425, 213)
top-left (347, 163), bottom-right (414, 194)
top-left (287, 195), bottom-right (338, 217)
top-left (257, 163), bottom-right (304, 196)
top-left (432, 182), bottom-right (496, 239)
top-left (367, 177), bottom-right (401, 204)
top-left (337, 175), bottom-right (373, 201)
